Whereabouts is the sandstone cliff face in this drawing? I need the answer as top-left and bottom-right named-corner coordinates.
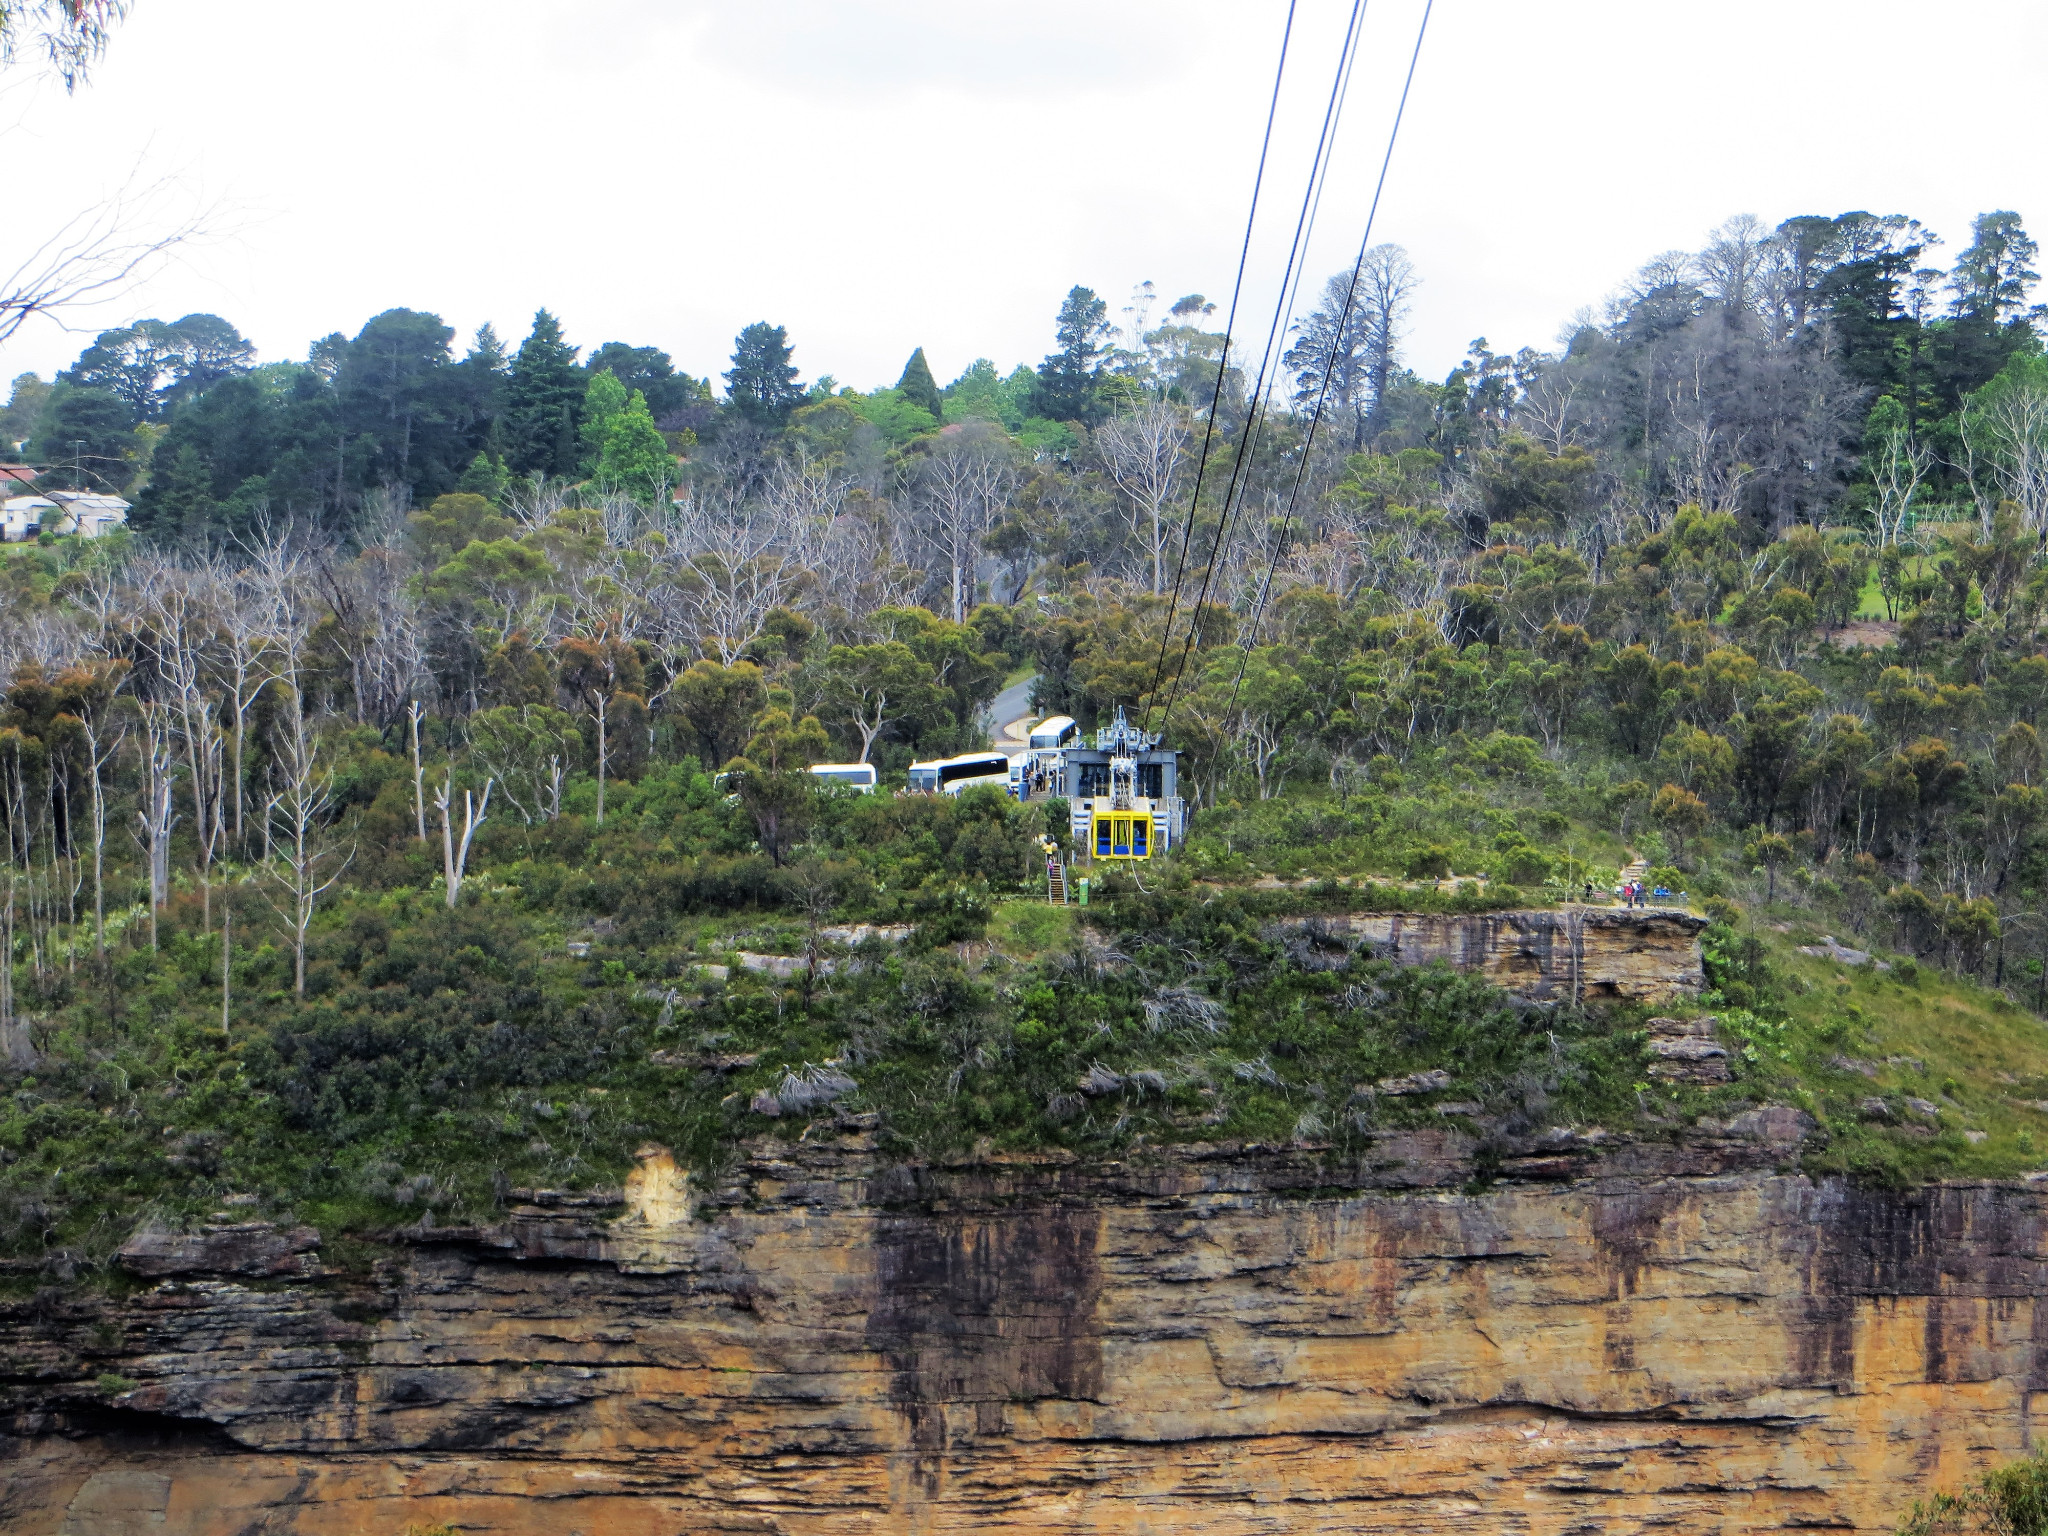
top-left (1335, 908), bottom-right (1708, 1004)
top-left (5, 1125), bottom-right (2045, 1536)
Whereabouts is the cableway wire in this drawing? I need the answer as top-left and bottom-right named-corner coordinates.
top-left (1223, 0), bottom-right (1435, 723)
top-left (1148, 0), bottom-right (1369, 742)
top-left (1138, 0), bottom-right (1301, 728)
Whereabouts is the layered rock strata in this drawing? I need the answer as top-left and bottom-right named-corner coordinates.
top-left (5, 1126), bottom-right (2045, 1535)
top-left (1314, 907), bottom-right (1708, 1003)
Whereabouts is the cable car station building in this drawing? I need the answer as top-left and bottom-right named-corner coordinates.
top-left (1059, 707), bottom-right (1188, 862)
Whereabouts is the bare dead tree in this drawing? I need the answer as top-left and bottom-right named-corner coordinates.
top-left (1961, 379), bottom-right (2048, 543)
top-left (0, 167), bottom-right (210, 348)
top-left (1520, 370), bottom-right (1587, 453)
top-left (655, 471), bottom-right (818, 664)
top-left (311, 536), bottom-right (425, 726)
top-left (407, 699), bottom-right (428, 841)
top-left (435, 775), bottom-right (492, 909)
top-left (814, 503), bottom-right (925, 635)
top-left (911, 424), bottom-right (1016, 622)
top-left (142, 563), bottom-right (228, 929)
top-left (133, 701), bottom-right (176, 950)
top-left (589, 490), bottom-right (643, 550)
top-left (1096, 402), bottom-right (1190, 595)
top-left (1354, 245), bottom-right (1418, 445)
top-left (65, 659), bottom-right (128, 962)
top-left (260, 695), bottom-right (349, 998)
top-left (504, 477), bottom-right (569, 534)
top-left (1695, 214), bottom-right (1772, 314)
top-left (1869, 426), bottom-right (1932, 548)
top-left (763, 445), bottom-right (849, 532)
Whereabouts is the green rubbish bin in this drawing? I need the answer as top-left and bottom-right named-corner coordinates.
top-left (1076, 877), bottom-right (1089, 906)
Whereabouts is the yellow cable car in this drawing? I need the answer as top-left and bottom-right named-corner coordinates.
top-left (1091, 809), bottom-right (1151, 860)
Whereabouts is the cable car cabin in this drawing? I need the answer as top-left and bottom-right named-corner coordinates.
top-left (1092, 808), bottom-right (1151, 860)
top-left (907, 751), bottom-right (1011, 795)
top-left (809, 762), bottom-right (877, 792)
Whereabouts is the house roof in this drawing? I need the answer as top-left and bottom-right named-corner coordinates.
top-left (0, 464), bottom-right (38, 486)
top-left (1, 495), bottom-right (56, 512)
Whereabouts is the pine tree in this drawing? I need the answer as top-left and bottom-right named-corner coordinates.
top-left (505, 310), bottom-right (584, 477)
top-left (896, 347), bottom-right (943, 422)
top-left (457, 323), bottom-right (512, 453)
top-left (465, 322), bottom-right (509, 374)
top-left (140, 443), bottom-right (215, 538)
top-left (1030, 286), bottom-right (1112, 425)
top-left (551, 403), bottom-right (578, 480)
top-left (724, 322), bottom-right (804, 428)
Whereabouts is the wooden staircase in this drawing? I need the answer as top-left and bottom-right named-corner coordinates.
top-left (1046, 853), bottom-right (1068, 905)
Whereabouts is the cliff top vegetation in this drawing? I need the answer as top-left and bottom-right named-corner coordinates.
top-left (7, 209), bottom-right (2048, 1283)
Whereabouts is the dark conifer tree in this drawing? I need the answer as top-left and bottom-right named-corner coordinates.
top-left (134, 443), bottom-right (214, 537)
top-left (1030, 286), bottom-right (1112, 425)
top-left (552, 404), bottom-right (578, 481)
top-left (724, 322), bottom-right (803, 428)
top-left (505, 310), bottom-right (584, 477)
top-left (896, 347), bottom-right (943, 421)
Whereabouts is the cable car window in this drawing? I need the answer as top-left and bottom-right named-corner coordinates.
top-left (1132, 819), bottom-right (1148, 856)
top-left (1113, 818), bottom-right (1131, 857)
top-left (1096, 818), bottom-right (1111, 857)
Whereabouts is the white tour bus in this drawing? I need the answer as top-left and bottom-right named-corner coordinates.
top-left (1027, 715), bottom-right (1080, 752)
top-left (907, 750), bottom-right (1011, 795)
top-left (809, 762), bottom-right (878, 792)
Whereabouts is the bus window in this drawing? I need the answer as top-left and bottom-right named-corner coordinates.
top-left (937, 753), bottom-right (1009, 791)
top-left (1096, 817), bottom-right (1111, 857)
top-left (1132, 819), bottom-right (1148, 857)
top-left (810, 763), bottom-right (876, 791)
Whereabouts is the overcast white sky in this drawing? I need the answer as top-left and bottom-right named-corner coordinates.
top-left (2, 0), bottom-right (2044, 395)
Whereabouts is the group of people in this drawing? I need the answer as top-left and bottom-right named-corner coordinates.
top-left (1578, 880), bottom-right (1672, 908)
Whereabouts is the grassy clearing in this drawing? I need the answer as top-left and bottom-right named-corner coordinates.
top-left (989, 899), bottom-right (1076, 958)
top-left (1751, 923), bottom-right (2048, 1182)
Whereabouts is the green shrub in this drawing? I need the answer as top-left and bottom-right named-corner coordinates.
top-left (1897, 1447), bottom-right (2048, 1534)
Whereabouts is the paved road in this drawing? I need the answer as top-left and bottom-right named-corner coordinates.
top-left (985, 672), bottom-right (1038, 748)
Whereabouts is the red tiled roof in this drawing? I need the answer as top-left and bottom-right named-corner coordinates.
top-left (0, 465), bottom-right (37, 485)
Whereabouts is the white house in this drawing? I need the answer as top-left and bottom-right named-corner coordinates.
top-left (0, 495), bottom-right (56, 541)
top-left (45, 490), bottom-right (131, 538)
